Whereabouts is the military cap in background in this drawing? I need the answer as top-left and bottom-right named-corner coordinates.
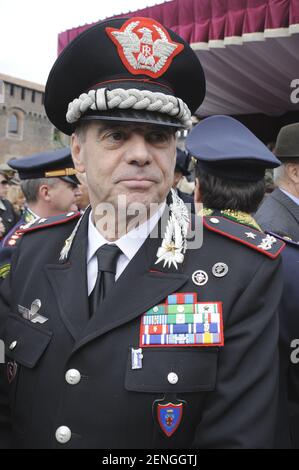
top-left (186, 115), bottom-right (281, 182)
top-left (45, 17), bottom-right (206, 134)
top-left (0, 163), bottom-right (16, 181)
top-left (175, 148), bottom-right (191, 177)
top-left (8, 147), bottom-right (78, 186)
top-left (274, 122), bottom-right (299, 161)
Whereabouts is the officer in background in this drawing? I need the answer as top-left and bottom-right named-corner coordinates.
top-left (8, 147), bottom-right (80, 222)
top-left (172, 149), bottom-right (195, 212)
top-left (186, 115), bottom-right (296, 447)
top-left (0, 148), bottom-right (80, 279)
top-left (185, 115), bottom-right (281, 230)
top-left (0, 164), bottom-right (17, 184)
top-left (0, 17), bottom-right (284, 449)
top-left (0, 172), bottom-right (18, 239)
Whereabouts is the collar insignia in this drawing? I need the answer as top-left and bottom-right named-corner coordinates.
top-left (155, 189), bottom-right (189, 270)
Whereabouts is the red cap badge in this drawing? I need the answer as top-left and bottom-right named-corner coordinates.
top-left (106, 17), bottom-right (184, 79)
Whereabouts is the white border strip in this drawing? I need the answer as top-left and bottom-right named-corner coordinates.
top-left (191, 24), bottom-right (299, 50)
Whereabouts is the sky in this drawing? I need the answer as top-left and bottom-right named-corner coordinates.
top-left (0, 0), bottom-right (167, 85)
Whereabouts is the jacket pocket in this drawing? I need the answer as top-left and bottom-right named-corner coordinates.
top-left (125, 347), bottom-right (218, 393)
top-left (4, 313), bottom-right (52, 368)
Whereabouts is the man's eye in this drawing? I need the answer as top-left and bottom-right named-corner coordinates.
top-left (105, 131), bottom-right (126, 142)
top-left (148, 132), bottom-right (170, 143)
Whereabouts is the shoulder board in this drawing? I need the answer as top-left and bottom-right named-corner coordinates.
top-left (2, 220), bottom-right (25, 248)
top-left (0, 247), bottom-right (14, 279)
top-left (0, 263), bottom-right (10, 279)
top-left (17, 211), bottom-right (81, 234)
top-left (267, 231), bottom-right (299, 248)
top-left (203, 216), bottom-right (285, 259)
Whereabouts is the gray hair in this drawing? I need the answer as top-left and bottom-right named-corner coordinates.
top-left (20, 178), bottom-right (60, 203)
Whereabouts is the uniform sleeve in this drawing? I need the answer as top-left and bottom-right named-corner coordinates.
top-left (192, 256), bottom-right (283, 449)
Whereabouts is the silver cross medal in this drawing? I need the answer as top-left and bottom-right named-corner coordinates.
top-left (18, 299), bottom-right (48, 324)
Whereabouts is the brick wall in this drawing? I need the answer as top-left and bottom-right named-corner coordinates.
top-left (0, 77), bottom-right (69, 163)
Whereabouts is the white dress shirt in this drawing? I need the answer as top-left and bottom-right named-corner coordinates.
top-left (87, 203), bottom-right (166, 295)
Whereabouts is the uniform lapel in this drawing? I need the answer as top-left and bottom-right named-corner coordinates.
top-left (72, 216), bottom-right (189, 353)
top-left (44, 208), bottom-right (90, 340)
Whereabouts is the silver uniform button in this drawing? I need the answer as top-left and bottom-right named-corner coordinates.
top-left (210, 218), bottom-right (220, 224)
top-left (65, 369), bottom-right (81, 385)
top-left (55, 426), bottom-right (72, 444)
top-left (9, 341), bottom-right (18, 350)
top-left (167, 372), bottom-right (179, 385)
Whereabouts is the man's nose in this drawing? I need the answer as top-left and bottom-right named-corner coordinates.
top-left (124, 135), bottom-right (152, 166)
top-left (74, 187), bottom-right (82, 196)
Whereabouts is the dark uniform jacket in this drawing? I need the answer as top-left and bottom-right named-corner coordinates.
top-left (0, 199), bottom-right (18, 240)
top-left (0, 206), bottom-right (284, 449)
top-left (272, 235), bottom-right (299, 449)
top-left (255, 188), bottom-right (299, 242)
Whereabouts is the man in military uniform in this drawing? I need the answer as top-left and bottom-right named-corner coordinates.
top-left (185, 115), bottom-right (281, 230)
top-left (186, 116), bottom-right (299, 448)
top-left (0, 148), bottom-right (80, 280)
top-left (0, 17), bottom-right (284, 449)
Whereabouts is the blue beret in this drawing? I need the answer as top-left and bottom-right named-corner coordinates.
top-left (8, 147), bottom-right (78, 185)
top-left (186, 115), bottom-right (281, 182)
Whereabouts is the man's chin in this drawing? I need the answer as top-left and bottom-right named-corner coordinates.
top-left (118, 191), bottom-right (161, 209)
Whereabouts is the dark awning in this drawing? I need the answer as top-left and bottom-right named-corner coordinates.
top-left (57, 0), bottom-right (299, 118)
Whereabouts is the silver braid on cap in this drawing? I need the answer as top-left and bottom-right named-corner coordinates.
top-left (66, 88), bottom-right (192, 128)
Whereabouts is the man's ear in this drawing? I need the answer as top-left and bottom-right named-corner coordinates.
top-left (71, 133), bottom-right (86, 174)
top-left (286, 163), bottom-right (299, 184)
top-left (39, 184), bottom-right (51, 203)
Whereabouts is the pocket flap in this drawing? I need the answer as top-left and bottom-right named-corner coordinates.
top-left (4, 314), bottom-right (52, 368)
top-left (125, 348), bottom-right (218, 393)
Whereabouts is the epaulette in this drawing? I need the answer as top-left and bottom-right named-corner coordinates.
top-left (0, 262), bottom-right (10, 279)
top-left (203, 216), bottom-right (285, 259)
top-left (267, 231), bottom-right (299, 248)
top-left (17, 211), bottom-right (81, 235)
top-left (0, 247), bottom-right (14, 279)
top-left (2, 223), bottom-right (24, 248)
top-left (199, 207), bottom-right (261, 231)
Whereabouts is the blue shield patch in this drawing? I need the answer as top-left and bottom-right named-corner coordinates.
top-left (157, 402), bottom-right (183, 437)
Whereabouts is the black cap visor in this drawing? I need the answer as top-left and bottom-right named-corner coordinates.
top-left (60, 175), bottom-right (80, 186)
top-left (78, 108), bottom-right (182, 130)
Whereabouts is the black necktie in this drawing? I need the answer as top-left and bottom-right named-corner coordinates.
top-left (90, 244), bottom-right (121, 316)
